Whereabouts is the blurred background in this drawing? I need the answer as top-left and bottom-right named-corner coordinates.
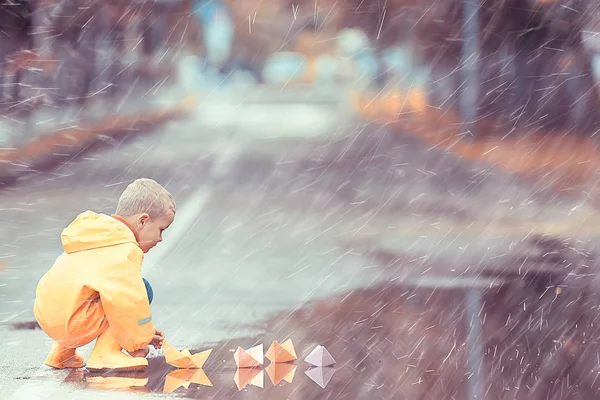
top-left (3, 0), bottom-right (600, 399)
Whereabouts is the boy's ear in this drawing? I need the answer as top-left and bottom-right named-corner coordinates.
top-left (137, 213), bottom-right (150, 227)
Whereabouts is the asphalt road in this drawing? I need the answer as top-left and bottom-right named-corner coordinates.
top-left (2, 95), bottom-right (600, 399)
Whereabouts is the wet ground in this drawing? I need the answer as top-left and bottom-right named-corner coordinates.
top-left (3, 94), bottom-right (600, 399)
top-left (57, 259), bottom-right (600, 400)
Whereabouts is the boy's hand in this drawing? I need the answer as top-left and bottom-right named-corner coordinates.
top-left (151, 329), bottom-right (165, 349)
top-left (129, 346), bottom-right (150, 358)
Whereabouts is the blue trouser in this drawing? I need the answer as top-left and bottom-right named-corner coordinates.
top-left (143, 278), bottom-right (153, 305)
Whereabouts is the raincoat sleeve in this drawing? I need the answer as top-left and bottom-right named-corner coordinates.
top-left (96, 245), bottom-right (155, 352)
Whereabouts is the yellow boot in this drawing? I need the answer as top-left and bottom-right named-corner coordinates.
top-left (86, 328), bottom-right (148, 372)
top-left (45, 341), bottom-right (85, 369)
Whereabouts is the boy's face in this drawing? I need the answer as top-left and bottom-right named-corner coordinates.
top-left (135, 209), bottom-right (175, 253)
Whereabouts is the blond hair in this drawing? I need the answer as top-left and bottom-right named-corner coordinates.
top-left (115, 178), bottom-right (176, 218)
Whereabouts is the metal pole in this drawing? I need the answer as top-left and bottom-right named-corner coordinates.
top-left (460, 7), bottom-right (484, 396)
top-left (460, 0), bottom-right (480, 139)
top-left (465, 288), bottom-right (485, 399)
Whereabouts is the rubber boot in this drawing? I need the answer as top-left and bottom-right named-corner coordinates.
top-left (44, 341), bottom-right (85, 369)
top-left (86, 328), bottom-right (148, 372)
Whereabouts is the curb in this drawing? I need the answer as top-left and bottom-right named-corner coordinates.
top-left (354, 89), bottom-right (600, 197)
top-left (0, 96), bottom-right (197, 187)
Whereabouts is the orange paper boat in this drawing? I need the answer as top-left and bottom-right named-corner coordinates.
top-left (265, 339), bottom-right (297, 363)
top-left (234, 367), bottom-right (264, 390)
top-left (163, 368), bottom-right (212, 393)
top-left (234, 344), bottom-right (264, 368)
top-left (163, 341), bottom-right (212, 369)
top-left (266, 362), bottom-right (297, 386)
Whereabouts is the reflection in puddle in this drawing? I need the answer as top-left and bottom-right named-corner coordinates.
top-left (164, 369), bottom-right (212, 393)
top-left (64, 370), bottom-right (151, 393)
top-left (234, 367), bottom-right (263, 390)
top-left (305, 367), bottom-right (336, 388)
top-left (64, 358), bottom-right (340, 398)
top-left (87, 374), bottom-right (149, 393)
top-left (265, 363), bottom-right (297, 386)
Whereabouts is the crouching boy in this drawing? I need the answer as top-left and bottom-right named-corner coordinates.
top-left (33, 178), bottom-right (176, 371)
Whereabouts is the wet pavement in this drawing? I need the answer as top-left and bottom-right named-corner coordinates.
top-left (58, 254), bottom-right (600, 400)
top-left (4, 95), bottom-right (600, 399)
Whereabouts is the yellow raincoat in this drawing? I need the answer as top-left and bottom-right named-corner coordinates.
top-left (34, 211), bottom-right (155, 352)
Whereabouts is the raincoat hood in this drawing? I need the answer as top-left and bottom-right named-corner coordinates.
top-left (61, 211), bottom-right (138, 254)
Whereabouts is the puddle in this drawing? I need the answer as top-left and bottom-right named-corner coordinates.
top-left (60, 283), bottom-right (471, 399)
top-left (57, 239), bottom-right (600, 399)
top-left (64, 359), bottom-right (342, 398)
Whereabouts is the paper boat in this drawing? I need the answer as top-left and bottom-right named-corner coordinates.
top-left (305, 367), bottom-right (336, 388)
top-left (163, 341), bottom-right (212, 369)
top-left (234, 344), bottom-right (264, 368)
top-left (163, 368), bottom-right (212, 393)
top-left (265, 339), bottom-right (297, 363)
top-left (266, 362), bottom-right (297, 386)
top-left (304, 345), bottom-right (336, 367)
top-left (234, 367), bottom-right (264, 390)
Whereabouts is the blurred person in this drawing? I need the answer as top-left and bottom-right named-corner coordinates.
top-left (192, 0), bottom-right (235, 77)
top-left (335, 28), bottom-right (379, 90)
top-left (262, 52), bottom-right (309, 84)
top-left (33, 179), bottom-right (175, 371)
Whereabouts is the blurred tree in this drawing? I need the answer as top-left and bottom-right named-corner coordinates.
top-left (225, 0), bottom-right (600, 136)
top-left (409, 0), bottom-right (600, 136)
